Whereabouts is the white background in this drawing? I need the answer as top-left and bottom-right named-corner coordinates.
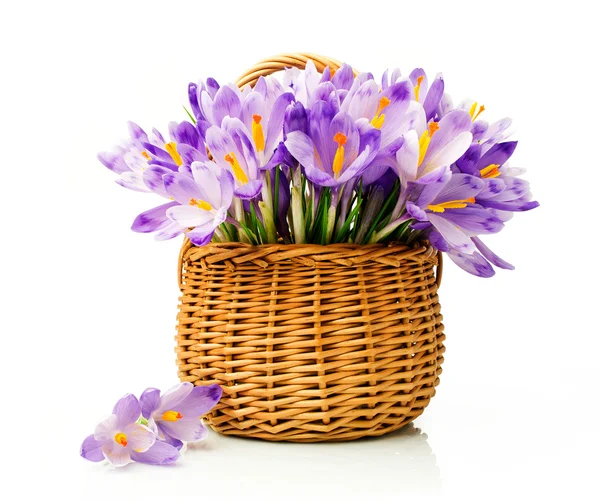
top-left (1, 0), bottom-right (598, 501)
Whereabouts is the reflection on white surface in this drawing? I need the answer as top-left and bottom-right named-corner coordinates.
top-left (184, 423), bottom-right (441, 499)
top-left (78, 423), bottom-right (440, 502)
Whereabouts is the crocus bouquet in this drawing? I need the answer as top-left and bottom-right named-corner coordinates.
top-left (99, 61), bottom-right (538, 277)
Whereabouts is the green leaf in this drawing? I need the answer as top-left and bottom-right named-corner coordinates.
top-left (362, 180), bottom-right (400, 244)
top-left (183, 105), bottom-right (197, 124)
top-left (238, 221), bottom-right (259, 245)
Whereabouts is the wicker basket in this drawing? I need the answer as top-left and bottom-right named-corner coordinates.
top-left (174, 54), bottom-right (446, 442)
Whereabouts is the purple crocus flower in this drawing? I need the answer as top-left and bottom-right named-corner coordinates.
top-left (284, 101), bottom-right (381, 188)
top-left (140, 382), bottom-right (222, 445)
top-left (163, 162), bottom-right (235, 246)
top-left (131, 201), bottom-right (186, 241)
top-left (395, 110), bottom-right (474, 184)
top-left (239, 89), bottom-right (294, 169)
top-left (97, 122), bottom-right (175, 192)
top-left (283, 59), bottom-right (323, 107)
top-left (405, 166), bottom-right (503, 253)
top-left (454, 141), bottom-right (539, 214)
top-left (408, 68), bottom-right (445, 121)
top-left (205, 119), bottom-right (263, 199)
top-left (340, 78), bottom-right (413, 162)
top-left (80, 394), bottom-right (179, 466)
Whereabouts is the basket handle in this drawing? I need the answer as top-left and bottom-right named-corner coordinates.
top-left (235, 52), bottom-right (356, 88)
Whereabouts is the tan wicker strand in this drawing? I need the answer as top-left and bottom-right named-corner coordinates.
top-left (175, 54), bottom-right (445, 442)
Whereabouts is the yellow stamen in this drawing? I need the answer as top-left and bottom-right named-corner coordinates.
top-left (114, 433), bottom-right (128, 447)
top-left (332, 132), bottom-right (347, 178)
top-left (141, 151), bottom-right (151, 160)
top-left (469, 101), bottom-right (478, 119)
top-left (414, 75), bottom-right (424, 102)
top-left (251, 114), bottom-right (265, 152)
top-left (371, 96), bottom-right (391, 129)
top-left (472, 104), bottom-right (485, 121)
top-left (161, 410), bottom-right (183, 422)
top-left (418, 121), bottom-right (439, 166)
top-left (224, 152), bottom-right (249, 184)
top-left (165, 142), bottom-right (183, 166)
top-left (480, 163), bottom-right (501, 178)
top-left (189, 198), bottom-right (213, 211)
top-left (427, 197), bottom-right (476, 213)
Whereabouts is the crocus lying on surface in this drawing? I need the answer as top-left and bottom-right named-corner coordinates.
top-left (140, 382), bottom-right (223, 447)
top-left (81, 384), bottom-right (222, 468)
top-left (98, 61), bottom-right (538, 277)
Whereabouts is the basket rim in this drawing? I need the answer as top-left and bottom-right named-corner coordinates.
top-left (178, 239), bottom-right (442, 286)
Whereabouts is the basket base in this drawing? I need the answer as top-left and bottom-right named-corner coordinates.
top-left (203, 386), bottom-right (438, 443)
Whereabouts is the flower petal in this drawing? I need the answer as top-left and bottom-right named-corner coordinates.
top-left (419, 131), bottom-right (473, 176)
top-left (442, 207), bottom-right (504, 234)
top-left (233, 179), bottom-right (263, 199)
top-left (98, 152), bottom-right (129, 175)
top-left (131, 202), bottom-right (178, 233)
top-left (80, 435), bottom-right (105, 462)
top-left (422, 73), bottom-right (444, 121)
top-left (447, 250), bottom-right (495, 278)
top-left (473, 237), bottom-right (515, 270)
top-left (284, 131), bottom-right (317, 171)
top-left (395, 130), bottom-right (419, 185)
top-left (191, 162), bottom-right (222, 208)
top-left (177, 384), bottom-right (222, 417)
top-left (477, 141), bottom-right (518, 169)
top-left (428, 213), bottom-right (475, 253)
top-left (433, 174), bottom-right (484, 203)
top-left (130, 440), bottom-right (180, 465)
top-left (102, 444), bottom-right (131, 467)
top-left (123, 423), bottom-right (156, 453)
top-left (113, 394), bottom-right (141, 429)
top-left (160, 419), bottom-right (208, 444)
top-left (163, 172), bottom-right (201, 205)
top-left (94, 414), bottom-right (118, 442)
top-left (140, 388), bottom-right (161, 419)
top-left (154, 221), bottom-right (184, 241)
top-left (166, 205), bottom-right (213, 228)
top-left (158, 382), bottom-right (194, 412)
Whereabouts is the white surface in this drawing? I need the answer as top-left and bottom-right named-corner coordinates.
top-left (1, 0), bottom-right (598, 501)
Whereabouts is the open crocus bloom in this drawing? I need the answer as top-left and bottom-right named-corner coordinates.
top-left (80, 394), bottom-right (179, 466)
top-left (140, 382), bottom-right (222, 445)
top-left (408, 69), bottom-right (445, 122)
top-left (164, 162), bottom-right (234, 246)
top-left (395, 110), bottom-right (474, 185)
top-left (405, 166), bottom-right (503, 253)
top-left (205, 119), bottom-right (264, 199)
top-left (341, 78), bottom-right (413, 162)
top-left (239, 89), bottom-right (294, 169)
top-left (97, 122), bottom-right (174, 192)
top-left (284, 101), bottom-right (380, 187)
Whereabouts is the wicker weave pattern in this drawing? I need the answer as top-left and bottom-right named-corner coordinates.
top-left (176, 242), bottom-right (445, 442)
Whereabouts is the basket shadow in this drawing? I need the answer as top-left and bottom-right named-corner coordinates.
top-left (186, 422), bottom-right (441, 492)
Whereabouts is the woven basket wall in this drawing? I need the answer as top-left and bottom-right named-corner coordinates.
top-left (174, 54), bottom-right (446, 442)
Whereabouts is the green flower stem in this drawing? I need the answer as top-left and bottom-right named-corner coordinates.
top-left (291, 186), bottom-right (306, 244)
top-left (258, 201), bottom-right (277, 243)
top-left (325, 205), bottom-right (337, 245)
top-left (234, 198), bottom-right (251, 244)
top-left (260, 172), bottom-right (278, 243)
top-left (370, 216), bottom-right (408, 243)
